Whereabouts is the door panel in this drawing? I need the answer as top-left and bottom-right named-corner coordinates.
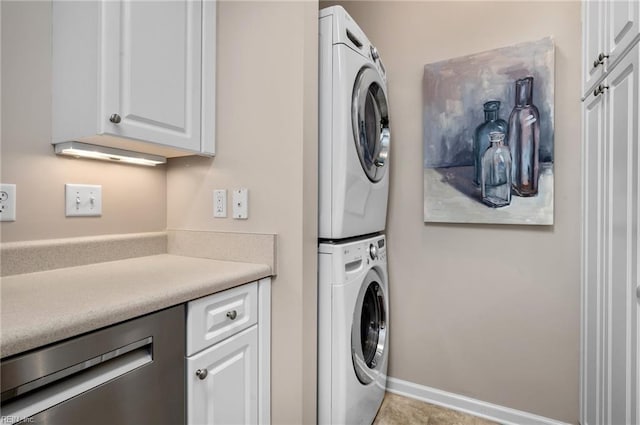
top-left (126, 1), bottom-right (188, 130)
top-left (582, 89), bottom-right (606, 425)
top-left (187, 326), bottom-right (258, 425)
top-left (583, 0), bottom-right (605, 95)
top-left (607, 0), bottom-right (640, 66)
top-left (102, 0), bottom-right (202, 151)
top-left (606, 44), bottom-right (639, 425)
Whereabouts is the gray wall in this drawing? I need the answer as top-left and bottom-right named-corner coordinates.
top-left (1, 1), bottom-right (167, 243)
top-left (322, 1), bottom-right (582, 423)
top-left (166, 2), bottom-right (319, 424)
top-left (2, 2), bottom-right (319, 423)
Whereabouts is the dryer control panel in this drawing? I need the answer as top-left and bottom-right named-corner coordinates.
top-left (318, 234), bottom-right (387, 285)
top-left (339, 235), bottom-right (386, 266)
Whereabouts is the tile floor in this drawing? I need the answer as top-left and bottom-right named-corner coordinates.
top-left (373, 392), bottom-right (500, 425)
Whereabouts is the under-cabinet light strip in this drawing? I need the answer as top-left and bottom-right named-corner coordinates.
top-left (53, 141), bottom-right (166, 166)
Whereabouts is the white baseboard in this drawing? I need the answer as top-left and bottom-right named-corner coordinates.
top-left (386, 377), bottom-right (571, 425)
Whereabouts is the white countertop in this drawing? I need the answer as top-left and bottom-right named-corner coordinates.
top-left (0, 254), bottom-right (271, 358)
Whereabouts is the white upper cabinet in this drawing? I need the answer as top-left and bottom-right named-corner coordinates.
top-left (52, 0), bottom-right (216, 158)
top-left (582, 0), bottom-right (639, 96)
top-left (607, 0), bottom-right (640, 66)
top-left (101, 1), bottom-right (202, 152)
top-left (583, 0), bottom-right (606, 96)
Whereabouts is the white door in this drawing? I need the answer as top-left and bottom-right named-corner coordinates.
top-left (187, 326), bottom-right (258, 425)
top-left (606, 0), bottom-right (640, 66)
top-left (101, 0), bottom-right (202, 152)
top-left (583, 0), bottom-right (606, 95)
top-left (604, 43), bottom-right (639, 425)
top-left (581, 87), bottom-right (606, 425)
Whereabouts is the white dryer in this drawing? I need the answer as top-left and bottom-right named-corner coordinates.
top-left (319, 6), bottom-right (391, 240)
top-left (318, 234), bottom-right (389, 425)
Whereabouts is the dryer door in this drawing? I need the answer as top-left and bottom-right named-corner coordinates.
top-left (351, 66), bottom-right (390, 183)
top-left (351, 268), bottom-right (387, 385)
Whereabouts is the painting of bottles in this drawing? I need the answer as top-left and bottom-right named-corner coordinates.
top-left (423, 37), bottom-right (554, 225)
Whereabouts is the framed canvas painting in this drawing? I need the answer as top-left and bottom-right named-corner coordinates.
top-left (423, 37), bottom-right (555, 225)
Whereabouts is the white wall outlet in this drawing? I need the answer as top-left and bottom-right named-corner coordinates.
top-left (213, 189), bottom-right (227, 218)
top-left (232, 188), bottom-right (248, 219)
top-left (65, 184), bottom-right (102, 217)
top-left (0, 184), bottom-right (17, 222)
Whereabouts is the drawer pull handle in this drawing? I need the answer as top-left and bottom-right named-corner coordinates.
top-left (109, 113), bottom-right (121, 124)
top-left (226, 310), bottom-right (237, 320)
top-left (196, 369), bottom-right (208, 380)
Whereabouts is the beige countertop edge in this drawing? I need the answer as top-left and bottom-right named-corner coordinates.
top-left (0, 254), bottom-right (271, 359)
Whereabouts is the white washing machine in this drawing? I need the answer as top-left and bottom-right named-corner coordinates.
top-left (319, 6), bottom-right (391, 240)
top-left (318, 234), bottom-right (389, 425)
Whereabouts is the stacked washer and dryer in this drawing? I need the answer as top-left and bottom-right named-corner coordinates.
top-left (317, 6), bottom-right (391, 425)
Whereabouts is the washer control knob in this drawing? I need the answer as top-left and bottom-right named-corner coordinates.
top-left (370, 46), bottom-right (380, 61)
top-left (369, 244), bottom-right (378, 260)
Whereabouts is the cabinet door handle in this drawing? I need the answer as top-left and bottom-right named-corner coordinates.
top-left (593, 52), bottom-right (609, 68)
top-left (226, 310), bottom-right (237, 320)
top-left (636, 284), bottom-right (639, 300)
top-left (593, 84), bottom-right (609, 96)
top-left (109, 113), bottom-right (122, 124)
top-left (195, 369), bottom-right (208, 380)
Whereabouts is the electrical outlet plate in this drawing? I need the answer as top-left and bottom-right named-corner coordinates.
top-left (65, 184), bottom-right (102, 217)
top-left (213, 189), bottom-right (227, 218)
top-left (232, 188), bottom-right (248, 219)
top-left (0, 184), bottom-right (17, 222)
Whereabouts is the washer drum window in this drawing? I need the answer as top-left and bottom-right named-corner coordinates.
top-left (352, 66), bottom-right (390, 183)
top-left (351, 269), bottom-right (387, 385)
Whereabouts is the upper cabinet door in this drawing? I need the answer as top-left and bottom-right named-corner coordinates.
top-left (583, 0), bottom-right (606, 95)
top-left (52, 0), bottom-right (215, 158)
top-left (582, 0), bottom-right (640, 97)
top-left (606, 0), bottom-right (640, 66)
top-left (101, 1), bottom-right (202, 152)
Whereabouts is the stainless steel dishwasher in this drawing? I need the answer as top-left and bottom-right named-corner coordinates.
top-left (1, 305), bottom-right (185, 424)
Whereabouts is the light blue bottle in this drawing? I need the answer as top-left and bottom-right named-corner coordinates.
top-left (473, 101), bottom-right (508, 186)
top-left (481, 131), bottom-right (512, 208)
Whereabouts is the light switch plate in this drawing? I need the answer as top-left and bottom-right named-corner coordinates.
top-left (65, 184), bottom-right (102, 217)
top-left (0, 184), bottom-right (17, 222)
top-left (232, 188), bottom-right (248, 219)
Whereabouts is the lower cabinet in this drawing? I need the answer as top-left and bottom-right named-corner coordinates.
top-left (187, 326), bottom-right (258, 425)
top-left (185, 278), bottom-right (270, 425)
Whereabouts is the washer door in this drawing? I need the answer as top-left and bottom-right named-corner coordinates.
top-left (351, 66), bottom-right (390, 183)
top-left (351, 269), bottom-right (387, 385)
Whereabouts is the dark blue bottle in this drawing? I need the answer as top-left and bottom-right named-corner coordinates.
top-left (473, 101), bottom-right (507, 186)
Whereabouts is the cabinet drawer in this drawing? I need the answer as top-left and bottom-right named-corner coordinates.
top-left (187, 282), bottom-right (257, 356)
